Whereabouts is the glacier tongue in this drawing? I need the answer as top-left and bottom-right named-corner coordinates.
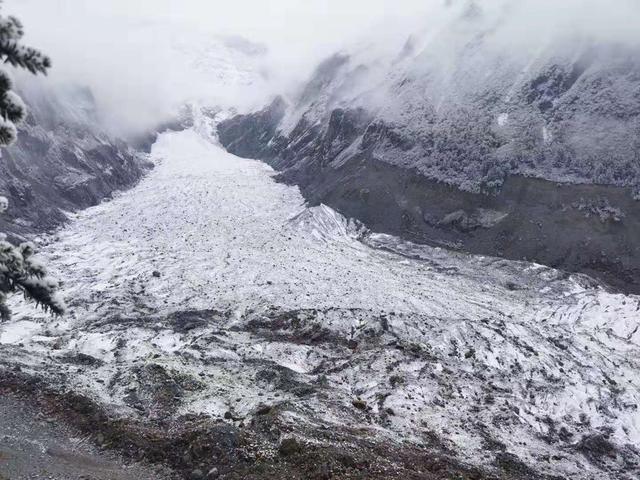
top-left (1, 127), bottom-right (639, 479)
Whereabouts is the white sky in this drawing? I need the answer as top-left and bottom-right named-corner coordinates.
top-left (4, 0), bottom-right (640, 136)
top-left (4, 0), bottom-right (432, 134)
top-left (7, 0), bottom-right (432, 77)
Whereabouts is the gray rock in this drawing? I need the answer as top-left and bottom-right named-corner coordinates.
top-left (278, 437), bottom-right (302, 457)
top-left (191, 468), bottom-right (204, 479)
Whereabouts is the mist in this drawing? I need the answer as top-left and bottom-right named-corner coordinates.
top-left (3, 0), bottom-right (430, 137)
top-left (4, 0), bottom-right (640, 138)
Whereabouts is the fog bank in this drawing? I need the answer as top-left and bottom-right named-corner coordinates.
top-left (4, 0), bottom-right (640, 137)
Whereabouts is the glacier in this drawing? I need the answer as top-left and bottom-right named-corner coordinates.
top-left (0, 116), bottom-right (639, 479)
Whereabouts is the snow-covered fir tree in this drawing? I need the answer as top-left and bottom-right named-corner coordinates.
top-left (0, 1), bottom-right (64, 320)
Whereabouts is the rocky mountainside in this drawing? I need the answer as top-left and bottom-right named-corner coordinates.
top-left (0, 82), bottom-right (149, 240)
top-left (218, 1), bottom-right (640, 293)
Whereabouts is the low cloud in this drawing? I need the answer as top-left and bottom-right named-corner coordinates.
top-left (4, 0), bottom-right (640, 137)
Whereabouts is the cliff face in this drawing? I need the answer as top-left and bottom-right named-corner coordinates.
top-left (0, 84), bottom-right (149, 239)
top-left (218, 9), bottom-right (640, 293)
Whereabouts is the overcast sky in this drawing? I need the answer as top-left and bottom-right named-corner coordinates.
top-left (7, 0), bottom-right (432, 80)
top-left (4, 0), bottom-right (640, 136)
top-left (4, 0), bottom-right (431, 134)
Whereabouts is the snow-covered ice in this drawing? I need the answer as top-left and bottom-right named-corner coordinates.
top-left (1, 124), bottom-right (639, 479)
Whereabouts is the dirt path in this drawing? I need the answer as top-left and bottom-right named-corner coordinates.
top-left (0, 393), bottom-right (172, 480)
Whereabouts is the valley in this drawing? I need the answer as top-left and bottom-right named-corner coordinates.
top-left (1, 122), bottom-right (638, 479)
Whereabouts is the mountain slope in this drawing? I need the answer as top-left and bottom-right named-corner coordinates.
top-left (0, 82), bottom-right (148, 239)
top-left (218, 3), bottom-right (640, 293)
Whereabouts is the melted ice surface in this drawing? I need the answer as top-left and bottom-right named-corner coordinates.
top-left (2, 127), bottom-right (639, 479)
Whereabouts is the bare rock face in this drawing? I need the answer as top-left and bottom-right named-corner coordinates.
top-left (218, 17), bottom-right (640, 293)
top-left (0, 83), bottom-right (149, 239)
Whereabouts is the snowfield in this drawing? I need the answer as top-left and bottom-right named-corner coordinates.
top-left (1, 122), bottom-right (639, 478)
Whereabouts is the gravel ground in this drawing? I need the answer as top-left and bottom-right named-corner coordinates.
top-left (0, 393), bottom-right (172, 480)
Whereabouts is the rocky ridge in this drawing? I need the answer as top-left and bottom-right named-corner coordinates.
top-left (218, 3), bottom-right (640, 293)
